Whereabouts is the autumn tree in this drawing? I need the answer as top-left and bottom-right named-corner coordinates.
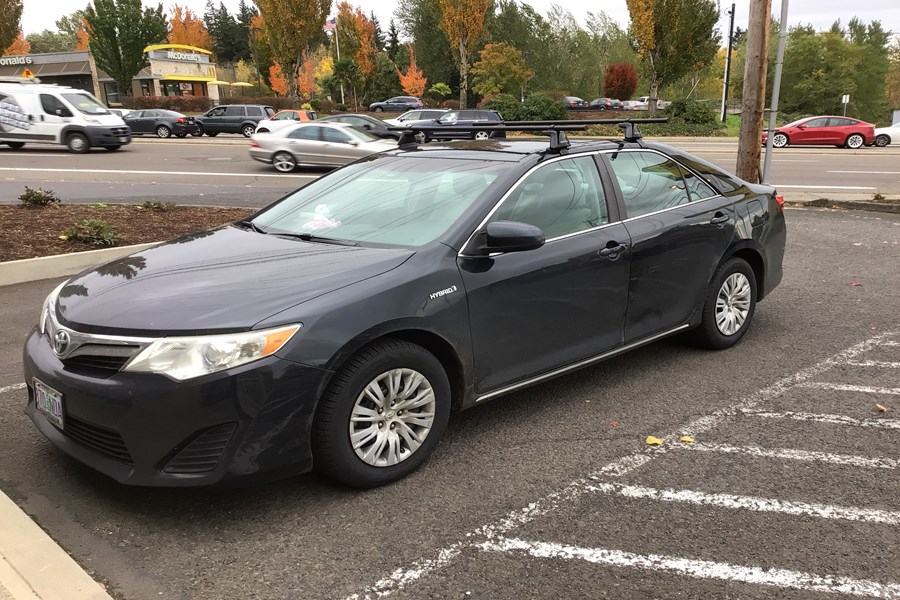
top-left (75, 22), bottom-right (90, 51)
top-left (396, 43), bottom-right (427, 97)
top-left (257, 0), bottom-right (330, 101)
top-left (3, 31), bottom-right (30, 56)
top-left (626, 0), bottom-right (719, 114)
top-left (168, 4), bottom-right (213, 49)
top-left (603, 63), bottom-right (639, 100)
top-left (85, 0), bottom-right (168, 97)
top-left (56, 10), bottom-right (90, 51)
top-left (439, 0), bottom-right (491, 107)
top-left (269, 61), bottom-right (289, 95)
top-left (0, 0), bottom-right (23, 51)
top-left (470, 42), bottom-right (532, 98)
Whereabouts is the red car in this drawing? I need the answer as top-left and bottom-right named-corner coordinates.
top-left (762, 116), bottom-right (875, 149)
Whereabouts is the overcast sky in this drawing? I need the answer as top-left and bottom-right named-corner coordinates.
top-left (21, 0), bottom-right (900, 44)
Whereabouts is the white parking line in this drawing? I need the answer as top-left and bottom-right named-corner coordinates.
top-left (586, 482), bottom-right (900, 524)
top-left (681, 442), bottom-right (900, 470)
top-left (743, 409), bottom-right (900, 430)
top-left (845, 360), bottom-right (900, 369)
top-left (798, 382), bottom-right (900, 395)
top-left (773, 184), bottom-right (877, 190)
top-left (829, 170), bottom-right (900, 175)
top-left (477, 538), bottom-right (900, 599)
top-left (0, 167), bottom-right (318, 179)
top-left (0, 383), bottom-right (25, 395)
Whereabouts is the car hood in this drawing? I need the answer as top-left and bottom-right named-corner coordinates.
top-left (56, 226), bottom-right (414, 335)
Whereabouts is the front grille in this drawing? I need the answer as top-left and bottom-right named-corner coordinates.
top-left (111, 127), bottom-right (129, 136)
top-left (164, 423), bottom-right (236, 474)
top-left (63, 355), bottom-right (130, 372)
top-left (61, 343), bottom-right (140, 374)
top-left (64, 416), bottom-right (133, 464)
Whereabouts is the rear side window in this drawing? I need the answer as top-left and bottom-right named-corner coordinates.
top-left (224, 106), bottom-right (244, 117)
top-left (678, 165), bottom-right (718, 201)
top-left (661, 152), bottom-right (745, 196)
top-left (265, 107), bottom-right (275, 117)
top-left (607, 151), bottom-right (690, 218)
top-left (246, 106), bottom-right (262, 116)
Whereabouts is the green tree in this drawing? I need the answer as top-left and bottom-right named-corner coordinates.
top-left (0, 0), bottom-right (24, 51)
top-left (370, 11), bottom-right (385, 51)
top-left (256, 0), bottom-right (330, 101)
top-left (27, 30), bottom-right (75, 53)
top-left (333, 57), bottom-right (362, 108)
top-left (204, 1), bottom-right (249, 62)
top-left (369, 51), bottom-right (403, 101)
top-left (626, 0), bottom-right (720, 114)
top-left (395, 0), bottom-right (457, 91)
top-left (84, 0), bottom-right (167, 97)
top-left (470, 42), bottom-right (532, 97)
top-left (386, 19), bottom-right (400, 60)
top-left (57, 9), bottom-right (88, 39)
top-left (428, 81), bottom-right (452, 105)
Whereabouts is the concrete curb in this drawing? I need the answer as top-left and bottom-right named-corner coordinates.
top-left (0, 491), bottom-right (113, 600)
top-left (802, 198), bottom-right (900, 214)
top-left (0, 243), bottom-right (158, 286)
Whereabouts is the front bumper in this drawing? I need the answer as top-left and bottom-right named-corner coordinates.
top-left (85, 126), bottom-right (131, 148)
top-left (23, 328), bottom-right (331, 487)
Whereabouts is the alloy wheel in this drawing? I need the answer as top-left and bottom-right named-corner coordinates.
top-left (772, 133), bottom-right (788, 148)
top-left (349, 368), bottom-right (436, 467)
top-left (846, 134), bottom-right (864, 149)
top-left (715, 273), bottom-right (752, 336)
top-left (156, 125), bottom-right (171, 138)
top-left (874, 135), bottom-right (890, 148)
top-left (272, 152), bottom-right (296, 173)
top-left (474, 131), bottom-right (490, 140)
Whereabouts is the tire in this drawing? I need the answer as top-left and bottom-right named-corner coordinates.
top-left (105, 145), bottom-right (121, 151)
top-left (312, 339), bottom-right (451, 488)
top-left (256, 128), bottom-right (269, 133)
top-left (373, 107), bottom-right (384, 112)
top-left (845, 134), bottom-right (864, 149)
top-left (473, 130), bottom-right (490, 141)
top-left (771, 132), bottom-right (788, 148)
top-left (156, 125), bottom-right (171, 138)
top-left (66, 132), bottom-right (89, 154)
top-left (191, 127), bottom-right (203, 137)
top-left (175, 133), bottom-right (187, 138)
top-left (414, 132), bottom-right (427, 144)
top-left (241, 124), bottom-right (255, 137)
top-left (206, 131), bottom-right (218, 137)
top-left (4, 141), bottom-right (24, 149)
top-left (874, 134), bottom-right (890, 147)
top-left (687, 257), bottom-right (757, 350)
top-left (271, 151), bottom-right (297, 173)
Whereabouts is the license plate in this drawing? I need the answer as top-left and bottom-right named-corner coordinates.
top-left (117, 136), bottom-right (128, 142)
top-left (33, 378), bottom-right (64, 430)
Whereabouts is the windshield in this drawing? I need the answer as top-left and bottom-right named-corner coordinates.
top-left (61, 93), bottom-right (110, 115)
top-left (251, 156), bottom-right (506, 247)
top-left (347, 126), bottom-right (381, 142)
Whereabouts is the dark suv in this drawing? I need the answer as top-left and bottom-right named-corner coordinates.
top-left (196, 104), bottom-right (275, 137)
top-left (368, 96), bottom-right (424, 112)
top-left (403, 109), bottom-right (504, 141)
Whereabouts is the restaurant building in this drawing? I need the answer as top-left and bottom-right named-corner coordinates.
top-left (0, 44), bottom-right (223, 106)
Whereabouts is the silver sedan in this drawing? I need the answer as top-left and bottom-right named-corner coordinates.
top-left (249, 122), bottom-right (397, 172)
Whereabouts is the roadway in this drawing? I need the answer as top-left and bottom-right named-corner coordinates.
top-left (1, 136), bottom-right (898, 207)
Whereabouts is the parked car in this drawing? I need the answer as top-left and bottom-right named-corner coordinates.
top-left (368, 96), bottom-right (424, 112)
top-left (318, 113), bottom-right (401, 139)
top-left (563, 96), bottom-right (588, 109)
top-left (123, 109), bottom-right (200, 138)
top-left (589, 98), bottom-right (623, 110)
top-left (23, 123), bottom-right (785, 488)
top-left (762, 116), bottom-right (876, 149)
top-left (383, 109), bottom-right (449, 126)
top-left (255, 109), bottom-right (317, 134)
top-left (195, 104), bottom-right (275, 137)
top-left (249, 122), bottom-right (396, 172)
top-left (621, 100), bottom-right (644, 111)
top-left (109, 108), bottom-right (135, 119)
top-left (636, 96), bottom-right (670, 110)
top-left (402, 109), bottom-right (504, 141)
top-left (873, 122), bottom-right (900, 147)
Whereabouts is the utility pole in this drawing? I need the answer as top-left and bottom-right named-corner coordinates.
top-left (333, 17), bottom-right (345, 105)
top-left (735, 0), bottom-right (772, 183)
top-left (761, 0), bottom-right (789, 183)
top-left (720, 2), bottom-right (736, 123)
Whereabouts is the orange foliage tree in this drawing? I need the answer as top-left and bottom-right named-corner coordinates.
top-left (3, 31), bottom-right (30, 55)
top-left (168, 4), bottom-right (213, 50)
top-left (297, 54), bottom-right (316, 98)
top-left (269, 61), bottom-right (289, 96)
top-left (439, 0), bottom-right (490, 107)
top-left (74, 18), bottom-right (90, 51)
top-left (396, 43), bottom-right (427, 97)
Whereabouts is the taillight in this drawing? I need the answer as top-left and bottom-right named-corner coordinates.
top-left (775, 194), bottom-right (785, 212)
top-left (250, 139), bottom-right (259, 148)
top-left (176, 118), bottom-right (186, 123)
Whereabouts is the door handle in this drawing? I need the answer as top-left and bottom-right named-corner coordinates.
top-left (710, 213), bottom-right (730, 226)
top-left (599, 243), bottom-right (628, 257)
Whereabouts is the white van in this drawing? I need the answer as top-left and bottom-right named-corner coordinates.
top-left (0, 77), bottom-right (131, 153)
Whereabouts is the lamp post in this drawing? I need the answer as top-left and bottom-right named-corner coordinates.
top-left (249, 25), bottom-right (262, 97)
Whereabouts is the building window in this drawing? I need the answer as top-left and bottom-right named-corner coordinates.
top-left (140, 80), bottom-right (152, 97)
top-left (104, 82), bottom-right (121, 105)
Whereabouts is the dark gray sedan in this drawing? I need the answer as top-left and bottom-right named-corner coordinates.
top-left (123, 109), bottom-right (200, 138)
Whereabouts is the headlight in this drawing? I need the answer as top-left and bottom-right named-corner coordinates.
top-left (85, 118), bottom-right (101, 124)
top-left (123, 324), bottom-right (301, 380)
top-left (39, 280), bottom-right (68, 335)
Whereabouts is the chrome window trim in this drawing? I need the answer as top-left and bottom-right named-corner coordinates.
top-left (45, 303), bottom-right (155, 360)
top-left (458, 150), bottom-right (613, 258)
top-left (476, 323), bottom-right (691, 402)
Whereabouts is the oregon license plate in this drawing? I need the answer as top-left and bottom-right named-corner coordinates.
top-left (117, 136), bottom-right (128, 143)
top-left (33, 378), bottom-right (64, 430)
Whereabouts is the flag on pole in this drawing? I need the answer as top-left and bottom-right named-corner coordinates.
top-left (323, 17), bottom-right (336, 32)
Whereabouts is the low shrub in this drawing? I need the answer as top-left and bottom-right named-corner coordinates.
top-left (122, 96), bottom-right (213, 113)
top-left (61, 220), bottom-right (119, 247)
top-left (218, 96), bottom-right (296, 110)
top-left (19, 186), bottom-right (61, 208)
top-left (583, 117), bottom-right (726, 137)
top-left (309, 98), bottom-right (321, 111)
top-left (482, 93), bottom-right (568, 122)
top-left (666, 99), bottom-right (716, 125)
top-left (141, 201), bottom-right (177, 211)
top-left (317, 98), bottom-right (335, 113)
top-left (482, 94), bottom-right (523, 120)
top-left (335, 103), bottom-right (349, 112)
top-left (442, 99), bottom-right (461, 110)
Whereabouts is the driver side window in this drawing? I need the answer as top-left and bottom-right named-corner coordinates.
top-left (40, 94), bottom-right (68, 116)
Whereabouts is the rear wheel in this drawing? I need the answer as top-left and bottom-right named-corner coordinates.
top-left (66, 132), bottom-right (89, 154)
top-left (156, 125), bottom-right (171, 138)
top-left (771, 133), bottom-right (788, 148)
top-left (312, 339), bottom-right (451, 488)
top-left (874, 134), bottom-right (890, 148)
top-left (272, 151), bottom-right (297, 173)
top-left (191, 126), bottom-right (204, 137)
top-left (4, 141), bottom-right (24, 149)
top-left (241, 124), bottom-right (255, 137)
top-left (687, 257), bottom-right (757, 349)
top-left (845, 133), bottom-right (864, 149)
top-left (473, 130), bottom-right (490, 141)
top-left (373, 107), bottom-right (383, 112)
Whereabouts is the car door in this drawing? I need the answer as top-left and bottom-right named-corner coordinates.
top-left (459, 154), bottom-right (630, 393)
top-left (603, 149), bottom-right (736, 342)
top-left (34, 93), bottom-right (74, 140)
top-left (827, 118), bottom-right (854, 145)
top-left (222, 105), bottom-right (245, 132)
top-left (794, 117), bottom-right (828, 144)
top-left (284, 125), bottom-right (325, 165)
top-left (202, 106), bottom-right (227, 132)
top-left (123, 110), bottom-right (145, 134)
top-left (320, 126), bottom-right (366, 165)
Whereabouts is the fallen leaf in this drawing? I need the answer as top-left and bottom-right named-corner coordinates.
top-left (679, 436), bottom-right (695, 443)
top-left (58, 235), bottom-right (68, 240)
top-left (849, 282), bottom-right (862, 287)
top-left (611, 421), bottom-right (619, 427)
top-left (645, 436), bottom-right (663, 446)
top-left (876, 404), bottom-right (888, 413)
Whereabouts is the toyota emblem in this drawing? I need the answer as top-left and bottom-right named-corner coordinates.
top-left (53, 329), bottom-right (71, 356)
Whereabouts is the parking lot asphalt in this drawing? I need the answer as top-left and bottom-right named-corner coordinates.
top-left (0, 207), bottom-right (898, 599)
top-left (1, 137), bottom-right (898, 206)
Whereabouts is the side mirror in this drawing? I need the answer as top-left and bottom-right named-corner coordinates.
top-left (56, 108), bottom-right (73, 117)
top-left (471, 221), bottom-right (545, 255)
top-left (348, 139), bottom-right (360, 146)
top-left (796, 124), bottom-right (806, 129)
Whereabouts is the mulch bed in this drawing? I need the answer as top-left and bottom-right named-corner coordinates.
top-left (1, 204), bottom-right (254, 262)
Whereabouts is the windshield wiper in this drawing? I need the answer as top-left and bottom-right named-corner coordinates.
top-left (274, 232), bottom-right (358, 246)
top-left (238, 220), bottom-right (267, 234)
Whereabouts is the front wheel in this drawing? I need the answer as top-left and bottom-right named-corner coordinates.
top-left (845, 134), bottom-right (864, 149)
top-left (772, 133), bottom-right (788, 148)
top-left (373, 107), bottom-right (384, 112)
top-left (241, 124), bottom-right (255, 137)
top-left (156, 125), bottom-right (171, 138)
top-left (687, 257), bottom-right (757, 350)
top-left (312, 339), bottom-right (451, 488)
top-left (874, 134), bottom-right (890, 147)
top-left (271, 151), bottom-right (297, 173)
top-left (66, 132), bottom-right (89, 154)
top-left (191, 126), bottom-right (203, 137)
top-left (473, 130), bottom-right (490, 141)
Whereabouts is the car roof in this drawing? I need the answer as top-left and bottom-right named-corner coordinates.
top-left (383, 139), bottom-right (632, 163)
